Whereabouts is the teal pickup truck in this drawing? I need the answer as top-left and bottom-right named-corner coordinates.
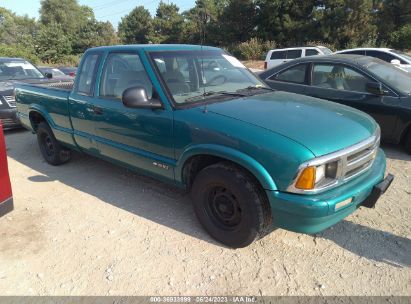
top-left (15, 45), bottom-right (393, 248)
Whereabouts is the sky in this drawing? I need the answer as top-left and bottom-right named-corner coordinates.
top-left (1, 0), bottom-right (196, 28)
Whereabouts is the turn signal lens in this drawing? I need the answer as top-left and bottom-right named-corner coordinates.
top-left (295, 166), bottom-right (316, 190)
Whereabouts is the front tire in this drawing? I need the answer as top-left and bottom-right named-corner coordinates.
top-left (191, 162), bottom-right (272, 248)
top-left (37, 122), bottom-right (71, 165)
top-left (404, 130), bottom-right (411, 155)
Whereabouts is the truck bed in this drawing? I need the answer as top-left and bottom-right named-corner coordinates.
top-left (15, 81), bottom-right (75, 147)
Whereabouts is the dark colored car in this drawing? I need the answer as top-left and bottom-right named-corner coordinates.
top-left (259, 54), bottom-right (411, 154)
top-left (0, 57), bottom-right (74, 130)
top-left (57, 66), bottom-right (77, 77)
top-left (0, 123), bottom-right (13, 217)
top-left (0, 57), bottom-right (45, 129)
top-left (38, 66), bottom-right (73, 81)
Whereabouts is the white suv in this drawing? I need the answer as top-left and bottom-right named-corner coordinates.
top-left (336, 48), bottom-right (411, 72)
top-left (264, 46), bottom-right (332, 69)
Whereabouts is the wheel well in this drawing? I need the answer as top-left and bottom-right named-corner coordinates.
top-left (182, 155), bottom-right (265, 193)
top-left (400, 124), bottom-right (411, 144)
top-left (29, 111), bottom-right (46, 131)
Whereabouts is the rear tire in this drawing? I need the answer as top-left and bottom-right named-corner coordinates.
top-left (191, 162), bottom-right (272, 248)
top-left (404, 130), bottom-right (411, 155)
top-left (37, 122), bottom-right (71, 165)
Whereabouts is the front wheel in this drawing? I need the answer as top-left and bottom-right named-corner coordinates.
top-left (37, 122), bottom-right (71, 165)
top-left (404, 130), bottom-right (411, 155)
top-left (191, 162), bottom-right (272, 248)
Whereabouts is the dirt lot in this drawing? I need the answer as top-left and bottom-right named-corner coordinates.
top-left (0, 129), bottom-right (410, 296)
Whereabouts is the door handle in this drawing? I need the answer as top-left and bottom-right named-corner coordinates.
top-left (91, 105), bottom-right (103, 115)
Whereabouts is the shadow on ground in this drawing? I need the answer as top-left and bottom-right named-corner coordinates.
top-left (318, 220), bottom-right (411, 268)
top-left (4, 129), bottom-right (224, 246)
top-left (4, 130), bottom-right (411, 258)
top-left (382, 143), bottom-right (411, 161)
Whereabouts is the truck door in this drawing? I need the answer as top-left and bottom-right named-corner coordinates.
top-left (91, 52), bottom-right (175, 180)
top-left (68, 52), bottom-right (102, 155)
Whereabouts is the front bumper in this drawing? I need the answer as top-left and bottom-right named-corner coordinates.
top-left (0, 197), bottom-right (13, 217)
top-left (0, 108), bottom-right (21, 130)
top-left (266, 149), bottom-right (392, 234)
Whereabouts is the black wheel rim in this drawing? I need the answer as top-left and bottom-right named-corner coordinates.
top-left (42, 134), bottom-right (55, 157)
top-left (205, 186), bottom-right (242, 230)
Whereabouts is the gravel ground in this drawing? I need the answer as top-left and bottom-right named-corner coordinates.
top-left (0, 129), bottom-right (410, 296)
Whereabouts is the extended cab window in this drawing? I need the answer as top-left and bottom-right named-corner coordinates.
top-left (270, 51), bottom-right (286, 60)
top-left (99, 53), bottom-right (153, 99)
top-left (305, 49), bottom-right (320, 56)
top-left (271, 64), bottom-right (307, 84)
top-left (286, 50), bottom-right (302, 59)
top-left (312, 64), bottom-right (371, 92)
top-left (77, 53), bottom-right (100, 95)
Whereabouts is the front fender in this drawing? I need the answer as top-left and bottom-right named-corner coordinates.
top-left (175, 144), bottom-right (278, 191)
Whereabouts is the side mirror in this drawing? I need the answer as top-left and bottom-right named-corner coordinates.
top-left (391, 59), bottom-right (401, 65)
top-left (366, 82), bottom-right (388, 96)
top-left (122, 86), bottom-right (162, 109)
top-left (45, 73), bottom-right (53, 79)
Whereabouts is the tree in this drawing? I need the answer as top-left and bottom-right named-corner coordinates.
top-left (0, 7), bottom-right (37, 52)
top-left (375, 0), bottom-right (411, 45)
top-left (34, 23), bottom-right (72, 63)
top-left (118, 6), bottom-right (153, 44)
top-left (217, 0), bottom-right (257, 45)
top-left (151, 2), bottom-right (184, 44)
top-left (311, 0), bottom-right (377, 48)
top-left (39, 0), bottom-right (117, 55)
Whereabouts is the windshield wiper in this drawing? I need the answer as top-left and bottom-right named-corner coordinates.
top-left (185, 91), bottom-right (248, 102)
top-left (237, 86), bottom-right (275, 93)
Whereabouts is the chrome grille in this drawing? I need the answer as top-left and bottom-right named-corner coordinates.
top-left (287, 127), bottom-right (381, 194)
top-left (341, 137), bottom-right (379, 181)
top-left (3, 95), bottom-right (16, 108)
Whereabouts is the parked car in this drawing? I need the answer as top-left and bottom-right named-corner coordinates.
top-left (336, 48), bottom-right (411, 72)
top-left (0, 57), bottom-right (46, 129)
top-left (264, 46), bottom-right (332, 69)
top-left (0, 123), bottom-right (13, 217)
top-left (57, 67), bottom-right (77, 77)
top-left (38, 66), bottom-right (73, 81)
top-left (259, 54), bottom-right (411, 154)
top-left (15, 45), bottom-right (392, 248)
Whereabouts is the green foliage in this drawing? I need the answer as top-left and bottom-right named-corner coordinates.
top-left (35, 23), bottom-right (72, 63)
top-left (1, 0), bottom-right (410, 66)
top-left (236, 38), bottom-right (276, 60)
top-left (151, 2), bottom-right (184, 44)
top-left (390, 25), bottom-right (411, 50)
top-left (0, 44), bottom-right (39, 63)
top-left (118, 6), bottom-right (152, 44)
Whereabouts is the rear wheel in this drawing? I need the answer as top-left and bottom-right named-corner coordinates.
top-left (37, 122), bottom-right (71, 165)
top-left (404, 130), bottom-right (411, 155)
top-left (191, 162), bottom-right (272, 248)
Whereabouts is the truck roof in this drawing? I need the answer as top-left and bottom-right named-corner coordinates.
top-left (87, 44), bottom-right (221, 53)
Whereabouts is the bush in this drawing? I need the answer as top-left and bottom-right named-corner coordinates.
top-left (390, 25), bottom-right (411, 50)
top-left (236, 38), bottom-right (276, 60)
top-left (41, 54), bottom-right (81, 67)
top-left (305, 40), bottom-right (336, 52)
top-left (0, 44), bottom-right (40, 63)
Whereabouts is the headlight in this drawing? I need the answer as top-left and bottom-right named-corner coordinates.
top-left (288, 128), bottom-right (380, 194)
top-left (294, 161), bottom-right (340, 190)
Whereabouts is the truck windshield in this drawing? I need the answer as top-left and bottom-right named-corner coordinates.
top-left (365, 60), bottom-right (411, 94)
top-left (0, 59), bottom-right (44, 81)
top-left (150, 50), bottom-right (267, 105)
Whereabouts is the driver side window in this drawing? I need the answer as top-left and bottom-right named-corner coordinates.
top-left (312, 64), bottom-right (371, 93)
top-left (99, 53), bottom-right (153, 100)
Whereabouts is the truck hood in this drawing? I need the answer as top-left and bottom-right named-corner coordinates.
top-left (206, 91), bottom-right (377, 157)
